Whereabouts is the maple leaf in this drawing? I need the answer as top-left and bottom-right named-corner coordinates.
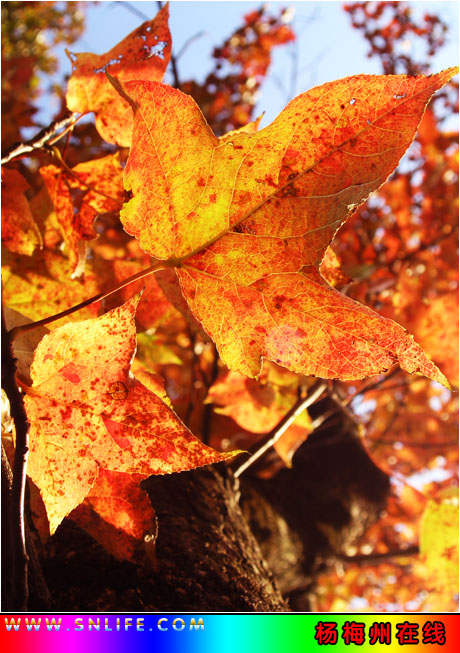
top-left (24, 295), bottom-right (238, 535)
top-left (1, 249), bottom-right (103, 328)
top-left (114, 69), bottom-right (457, 386)
top-left (396, 293), bottom-right (459, 387)
top-left (419, 499), bottom-right (459, 602)
top-left (207, 364), bottom-right (312, 467)
top-left (40, 154), bottom-right (124, 272)
top-left (319, 246), bottom-right (353, 288)
top-left (2, 306), bottom-right (49, 385)
top-left (70, 469), bottom-right (157, 564)
top-left (65, 3), bottom-right (171, 146)
top-left (1, 168), bottom-right (41, 256)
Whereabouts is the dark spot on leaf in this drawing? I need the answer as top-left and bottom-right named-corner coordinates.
top-left (107, 381), bottom-right (128, 401)
top-left (264, 174), bottom-right (277, 188)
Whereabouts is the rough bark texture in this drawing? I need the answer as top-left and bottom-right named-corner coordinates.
top-left (142, 464), bottom-right (289, 611)
top-left (4, 387), bottom-right (390, 612)
top-left (35, 464), bottom-right (288, 612)
top-left (239, 394), bottom-right (391, 610)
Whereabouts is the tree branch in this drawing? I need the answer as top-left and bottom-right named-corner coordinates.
top-left (176, 31), bottom-right (206, 62)
top-left (337, 545), bottom-right (419, 564)
top-left (341, 367), bottom-right (401, 407)
top-left (112, 1), bottom-right (149, 21)
top-left (366, 437), bottom-right (458, 448)
top-left (201, 343), bottom-right (219, 445)
top-left (1, 113), bottom-right (80, 166)
top-left (233, 381), bottom-right (327, 479)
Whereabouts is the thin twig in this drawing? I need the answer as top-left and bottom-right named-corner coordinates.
top-left (2, 308), bottom-right (29, 610)
top-left (310, 407), bottom-right (339, 431)
top-left (368, 398), bottom-right (405, 453)
top-left (47, 113), bottom-right (83, 147)
top-left (8, 260), bottom-right (171, 341)
top-left (337, 544), bottom-right (419, 565)
top-left (366, 437), bottom-right (458, 449)
top-left (184, 330), bottom-right (197, 428)
top-left (170, 52), bottom-right (182, 90)
top-left (176, 31), bottom-right (206, 61)
top-left (113, 1), bottom-right (150, 21)
top-left (394, 227), bottom-right (458, 266)
top-left (289, 39), bottom-right (299, 101)
top-left (1, 113), bottom-right (81, 166)
top-left (233, 381), bottom-right (327, 479)
top-left (342, 367), bottom-right (401, 407)
top-left (201, 343), bottom-right (219, 445)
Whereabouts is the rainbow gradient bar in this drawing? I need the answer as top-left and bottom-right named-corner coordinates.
top-left (1, 614), bottom-right (458, 653)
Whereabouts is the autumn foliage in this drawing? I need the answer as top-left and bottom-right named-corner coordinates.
top-left (1, 2), bottom-right (458, 612)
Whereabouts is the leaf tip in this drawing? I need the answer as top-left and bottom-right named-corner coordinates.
top-left (446, 66), bottom-right (459, 79)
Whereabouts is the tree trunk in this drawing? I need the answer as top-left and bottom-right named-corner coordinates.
top-left (142, 464), bottom-right (289, 611)
top-left (37, 464), bottom-right (288, 612)
top-left (23, 393), bottom-right (390, 612)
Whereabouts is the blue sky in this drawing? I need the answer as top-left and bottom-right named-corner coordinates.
top-left (40, 0), bottom-right (459, 129)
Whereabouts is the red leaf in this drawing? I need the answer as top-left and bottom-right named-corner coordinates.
top-left (66, 4), bottom-right (171, 146)
top-left (40, 154), bottom-right (124, 272)
top-left (116, 70), bottom-right (457, 385)
top-left (1, 168), bottom-right (41, 256)
top-left (70, 469), bottom-right (157, 564)
top-left (25, 295), bottom-right (239, 535)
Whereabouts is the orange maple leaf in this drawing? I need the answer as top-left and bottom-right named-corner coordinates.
top-left (207, 364), bottom-right (313, 468)
top-left (65, 3), bottom-right (171, 146)
top-left (114, 69), bottom-right (458, 386)
top-left (2, 250), bottom-right (103, 328)
top-left (24, 295), bottom-right (238, 535)
top-left (70, 468), bottom-right (158, 564)
top-left (1, 168), bottom-right (41, 256)
top-left (40, 154), bottom-right (124, 272)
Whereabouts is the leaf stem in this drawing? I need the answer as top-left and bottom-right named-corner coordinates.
top-left (233, 381), bottom-right (327, 479)
top-left (8, 260), bottom-right (171, 341)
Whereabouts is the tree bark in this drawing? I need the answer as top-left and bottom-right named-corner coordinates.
top-left (31, 393), bottom-right (390, 612)
top-left (38, 464), bottom-right (288, 612)
top-left (238, 392), bottom-right (391, 610)
top-left (141, 464), bottom-right (289, 611)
